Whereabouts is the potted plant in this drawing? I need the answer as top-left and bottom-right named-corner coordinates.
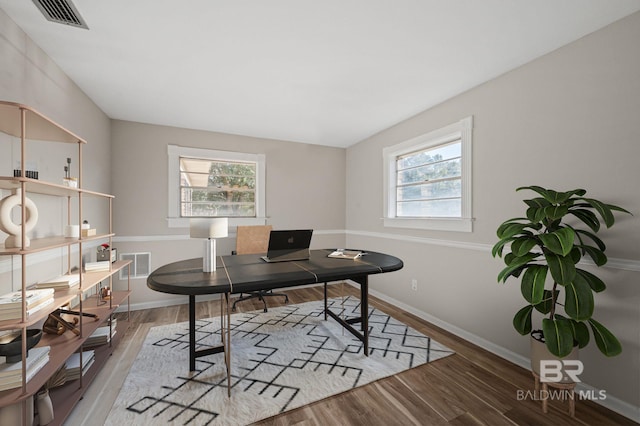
top-left (492, 186), bottom-right (630, 368)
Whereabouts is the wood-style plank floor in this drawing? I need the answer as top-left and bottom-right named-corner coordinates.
top-left (65, 285), bottom-right (636, 425)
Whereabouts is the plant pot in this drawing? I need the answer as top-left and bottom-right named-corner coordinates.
top-left (530, 331), bottom-right (579, 384)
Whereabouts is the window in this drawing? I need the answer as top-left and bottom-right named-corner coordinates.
top-left (168, 145), bottom-right (266, 228)
top-left (383, 116), bottom-right (473, 232)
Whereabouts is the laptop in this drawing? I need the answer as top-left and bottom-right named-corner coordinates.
top-left (261, 229), bottom-right (313, 262)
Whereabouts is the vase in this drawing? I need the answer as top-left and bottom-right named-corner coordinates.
top-left (36, 389), bottom-right (54, 425)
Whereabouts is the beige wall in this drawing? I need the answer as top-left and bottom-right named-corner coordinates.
top-left (109, 120), bottom-right (346, 308)
top-left (346, 12), bottom-right (640, 413)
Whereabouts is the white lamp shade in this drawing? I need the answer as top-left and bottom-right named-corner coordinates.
top-left (189, 218), bottom-right (229, 239)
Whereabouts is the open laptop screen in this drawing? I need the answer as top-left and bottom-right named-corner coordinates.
top-left (261, 229), bottom-right (313, 262)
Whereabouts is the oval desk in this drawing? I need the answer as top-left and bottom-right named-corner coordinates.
top-left (147, 249), bottom-right (403, 395)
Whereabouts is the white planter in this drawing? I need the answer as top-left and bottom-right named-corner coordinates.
top-left (530, 333), bottom-right (579, 384)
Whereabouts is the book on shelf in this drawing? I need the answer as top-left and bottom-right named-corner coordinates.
top-left (35, 273), bottom-right (80, 290)
top-left (0, 297), bottom-right (54, 321)
top-left (328, 249), bottom-right (364, 260)
top-left (0, 288), bottom-right (55, 309)
top-left (0, 346), bottom-right (50, 391)
top-left (84, 324), bottom-right (117, 348)
top-left (84, 261), bottom-right (110, 272)
top-left (64, 350), bottom-right (95, 381)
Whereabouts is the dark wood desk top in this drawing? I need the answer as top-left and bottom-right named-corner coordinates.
top-left (147, 249), bottom-right (403, 296)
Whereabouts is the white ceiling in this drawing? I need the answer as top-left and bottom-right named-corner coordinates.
top-left (1, 1), bottom-right (639, 148)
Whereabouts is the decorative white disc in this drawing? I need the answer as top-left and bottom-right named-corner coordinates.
top-left (0, 189), bottom-right (38, 248)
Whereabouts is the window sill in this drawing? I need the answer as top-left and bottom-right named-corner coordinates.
top-left (383, 217), bottom-right (473, 232)
top-left (167, 217), bottom-right (268, 228)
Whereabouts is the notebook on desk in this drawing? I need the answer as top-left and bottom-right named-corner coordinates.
top-left (261, 229), bottom-right (313, 262)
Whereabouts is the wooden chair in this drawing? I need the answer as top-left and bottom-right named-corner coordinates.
top-left (231, 225), bottom-right (289, 312)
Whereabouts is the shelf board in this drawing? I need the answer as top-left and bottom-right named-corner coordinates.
top-left (0, 101), bottom-right (87, 144)
top-left (78, 260), bottom-right (132, 293)
top-left (0, 290), bottom-right (131, 406)
top-left (0, 177), bottom-right (114, 199)
top-left (0, 234), bottom-right (116, 255)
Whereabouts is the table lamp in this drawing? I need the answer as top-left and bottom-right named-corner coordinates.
top-left (190, 218), bottom-right (228, 272)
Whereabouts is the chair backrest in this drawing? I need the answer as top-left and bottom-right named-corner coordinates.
top-left (235, 225), bottom-right (273, 255)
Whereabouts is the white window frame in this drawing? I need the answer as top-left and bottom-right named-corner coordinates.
top-left (167, 145), bottom-right (266, 228)
top-left (382, 116), bottom-right (473, 232)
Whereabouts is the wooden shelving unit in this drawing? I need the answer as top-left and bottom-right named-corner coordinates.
top-left (0, 101), bottom-right (131, 425)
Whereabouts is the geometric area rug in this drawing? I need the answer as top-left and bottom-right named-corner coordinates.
top-left (105, 296), bottom-right (454, 425)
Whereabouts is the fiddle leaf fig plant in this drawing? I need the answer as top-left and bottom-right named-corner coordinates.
top-left (492, 186), bottom-right (631, 358)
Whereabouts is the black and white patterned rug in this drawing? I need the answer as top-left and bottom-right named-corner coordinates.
top-left (106, 296), bottom-right (454, 425)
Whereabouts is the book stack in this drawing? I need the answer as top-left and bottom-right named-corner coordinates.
top-left (84, 261), bottom-right (110, 272)
top-left (328, 249), bottom-right (364, 260)
top-left (35, 273), bottom-right (80, 290)
top-left (84, 319), bottom-right (117, 348)
top-left (0, 346), bottom-right (50, 391)
top-left (64, 350), bottom-right (95, 381)
top-left (0, 289), bottom-right (55, 321)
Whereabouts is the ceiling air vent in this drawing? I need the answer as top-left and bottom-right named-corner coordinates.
top-left (32, 0), bottom-right (89, 29)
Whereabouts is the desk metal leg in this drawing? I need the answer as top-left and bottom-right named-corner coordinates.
top-left (222, 292), bottom-right (231, 397)
top-left (361, 277), bottom-right (369, 355)
top-left (189, 295), bottom-right (196, 371)
top-left (325, 275), bottom-right (369, 356)
top-left (324, 282), bottom-right (328, 320)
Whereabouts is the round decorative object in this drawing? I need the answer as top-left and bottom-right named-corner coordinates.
top-left (0, 329), bottom-right (43, 363)
top-left (0, 189), bottom-right (39, 248)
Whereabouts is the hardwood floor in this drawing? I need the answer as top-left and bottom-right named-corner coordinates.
top-left (65, 285), bottom-right (636, 425)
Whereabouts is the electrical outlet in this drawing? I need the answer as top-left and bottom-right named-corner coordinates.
top-left (411, 278), bottom-right (418, 291)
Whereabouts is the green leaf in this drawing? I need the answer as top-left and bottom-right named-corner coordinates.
top-left (544, 251), bottom-right (576, 285)
top-left (544, 205), bottom-right (569, 221)
top-left (564, 276), bottom-right (594, 321)
top-left (607, 204), bottom-right (632, 215)
top-left (511, 237), bottom-right (538, 257)
top-left (524, 197), bottom-right (551, 209)
top-left (492, 238), bottom-right (512, 258)
top-left (496, 221), bottom-right (530, 239)
top-left (580, 245), bottom-right (608, 266)
top-left (575, 269), bottom-right (606, 292)
top-left (564, 188), bottom-right (587, 198)
top-left (497, 253), bottom-right (540, 283)
top-left (534, 290), bottom-right (558, 314)
top-left (583, 198), bottom-right (615, 228)
top-left (575, 229), bottom-right (606, 251)
top-left (570, 320), bottom-right (590, 349)
top-left (588, 318), bottom-right (622, 357)
top-left (569, 247), bottom-right (582, 264)
top-left (569, 209), bottom-right (600, 232)
top-left (520, 265), bottom-right (548, 304)
top-left (513, 305), bottom-right (533, 335)
top-left (542, 317), bottom-right (575, 358)
top-left (526, 206), bottom-right (546, 223)
top-left (517, 186), bottom-right (549, 200)
top-left (539, 228), bottom-right (575, 256)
